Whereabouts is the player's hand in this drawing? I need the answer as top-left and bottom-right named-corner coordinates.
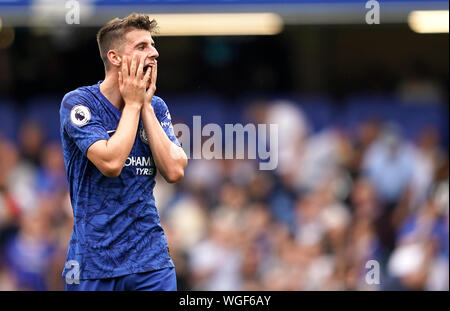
top-left (145, 59), bottom-right (157, 103)
top-left (118, 54), bottom-right (152, 109)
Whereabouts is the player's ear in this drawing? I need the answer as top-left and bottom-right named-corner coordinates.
top-left (107, 50), bottom-right (122, 68)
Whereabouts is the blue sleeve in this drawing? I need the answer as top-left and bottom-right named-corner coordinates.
top-left (60, 91), bottom-right (110, 156)
top-left (152, 97), bottom-right (181, 147)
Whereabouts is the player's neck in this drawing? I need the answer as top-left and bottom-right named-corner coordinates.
top-left (100, 71), bottom-right (125, 111)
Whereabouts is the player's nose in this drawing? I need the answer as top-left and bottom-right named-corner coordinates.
top-left (150, 46), bottom-right (159, 59)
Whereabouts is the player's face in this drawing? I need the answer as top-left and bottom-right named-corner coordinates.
top-left (122, 29), bottom-right (159, 86)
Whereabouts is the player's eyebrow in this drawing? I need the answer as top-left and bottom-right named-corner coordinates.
top-left (134, 41), bottom-right (155, 48)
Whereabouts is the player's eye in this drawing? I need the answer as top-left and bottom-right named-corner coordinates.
top-left (136, 43), bottom-right (147, 50)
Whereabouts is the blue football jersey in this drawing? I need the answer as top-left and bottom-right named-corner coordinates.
top-left (60, 81), bottom-right (180, 280)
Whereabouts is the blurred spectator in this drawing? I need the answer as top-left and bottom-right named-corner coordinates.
top-left (408, 126), bottom-right (446, 210)
top-left (386, 159), bottom-right (449, 290)
top-left (351, 120), bottom-right (382, 177)
top-left (362, 123), bottom-right (415, 206)
top-left (188, 211), bottom-right (243, 290)
top-left (1, 202), bottom-right (57, 290)
top-left (294, 129), bottom-right (343, 193)
top-left (18, 120), bottom-right (45, 168)
top-left (35, 143), bottom-right (67, 196)
top-left (263, 100), bottom-right (309, 176)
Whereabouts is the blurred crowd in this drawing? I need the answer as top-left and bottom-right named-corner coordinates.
top-left (0, 99), bottom-right (448, 291)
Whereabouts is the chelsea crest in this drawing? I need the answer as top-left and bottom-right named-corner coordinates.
top-left (140, 126), bottom-right (149, 144)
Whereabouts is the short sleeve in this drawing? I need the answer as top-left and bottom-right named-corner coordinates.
top-left (152, 97), bottom-right (181, 147)
top-left (60, 91), bottom-right (110, 155)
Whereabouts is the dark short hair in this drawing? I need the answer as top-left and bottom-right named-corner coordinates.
top-left (96, 13), bottom-right (158, 70)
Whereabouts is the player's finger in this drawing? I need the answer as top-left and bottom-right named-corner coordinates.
top-left (137, 54), bottom-right (145, 79)
top-left (130, 54), bottom-right (138, 77)
top-left (121, 55), bottom-right (128, 78)
top-left (143, 62), bottom-right (151, 84)
top-left (151, 60), bottom-right (157, 86)
top-left (118, 71), bottom-right (122, 86)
